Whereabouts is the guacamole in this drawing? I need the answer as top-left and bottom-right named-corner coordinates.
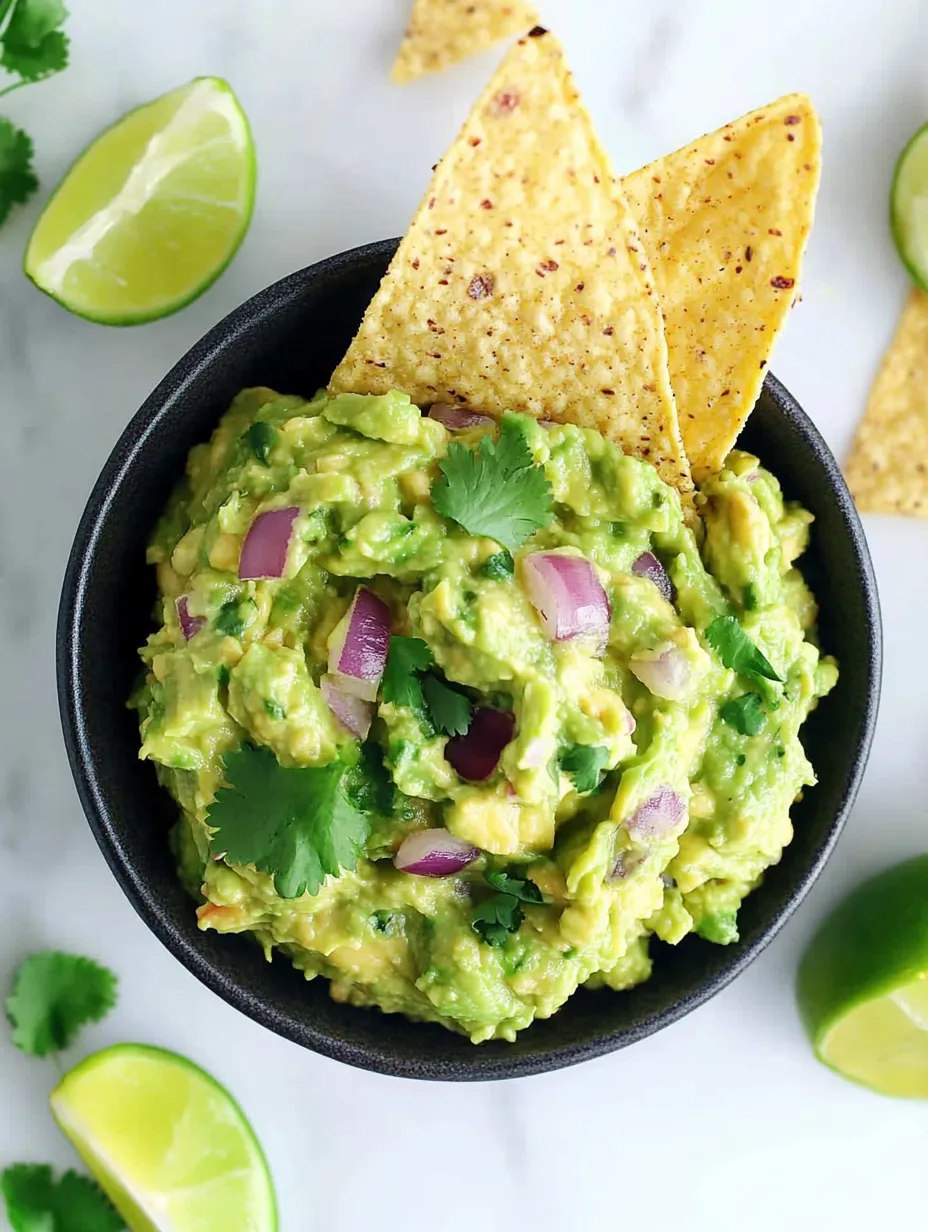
top-left (132, 387), bottom-right (837, 1043)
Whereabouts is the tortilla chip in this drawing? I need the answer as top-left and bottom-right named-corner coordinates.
top-left (622, 93), bottom-right (822, 482)
top-left (391, 0), bottom-right (539, 84)
top-left (332, 29), bottom-right (693, 497)
top-left (845, 289), bottom-right (928, 516)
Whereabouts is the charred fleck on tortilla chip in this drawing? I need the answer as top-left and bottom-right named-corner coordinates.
top-left (623, 93), bottom-right (821, 482)
top-left (333, 29), bottom-right (692, 497)
top-left (845, 288), bottom-right (928, 516)
top-left (391, 0), bottom-right (539, 84)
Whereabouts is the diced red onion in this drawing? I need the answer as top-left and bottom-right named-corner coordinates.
top-left (632, 552), bottom-right (675, 604)
top-left (428, 404), bottom-right (495, 431)
top-left (607, 851), bottom-right (644, 882)
top-left (239, 507), bottom-right (300, 580)
top-left (176, 596), bottom-right (204, 640)
top-left (445, 708), bottom-right (515, 781)
top-left (394, 828), bottom-right (480, 876)
top-left (328, 587), bottom-right (391, 702)
top-left (630, 647), bottom-right (690, 700)
top-left (624, 787), bottom-right (685, 840)
top-left (321, 675), bottom-right (373, 739)
top-left (538, 419), bottom-right (558, 430)
top-left (522, 552), bottom-right (611, 650)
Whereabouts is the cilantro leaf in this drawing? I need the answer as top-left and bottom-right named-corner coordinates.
top-left (432, 413), bottom-right (553, 550)
top-left (558, 744), bottom-right (610, 794)
top-left (5, 952), bottom-right (117, 1057)
top-left (207, 745), bottom-right (369, 898)
top-left (484, 868), bottom-right (545, 904)
top-left (704, 616), bottom-right (782, 685)
top-left (381, 636), bottom-right (434, 711)
top-left (472, 893), bottom-right (523, 947)
top-left (343, 740), bottom-right (394, 818)
top-left (478, 550), bottom-right (515, 581)
top-left (245, 421), bottom-right (276, 465)
top-left (421, 674), bottom-right (472, 736)
top-left (720, 692), bottom-right (766, 736)
top-left (3, 1164), bottom-right (124, 1232)
top-left (0, 118), bottom-right (37, 227)
top-left (0, 0), bottom-right (69, 82)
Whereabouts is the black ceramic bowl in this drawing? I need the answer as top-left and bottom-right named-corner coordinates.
top-left (59, 239), bottom-right (881, 1081)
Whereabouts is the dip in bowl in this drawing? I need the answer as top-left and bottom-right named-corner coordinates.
top-left (58, 239), bottom-right (880, 1079)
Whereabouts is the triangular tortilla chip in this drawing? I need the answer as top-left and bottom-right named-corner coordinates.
top-left (845, 288), bottom-right (928, 516)
top-left (622, 93), bottom-right (821, 481)
top-left (391, 0), bottom-right (539, 84)
top-left (333, 29), bottom-right (692, 497)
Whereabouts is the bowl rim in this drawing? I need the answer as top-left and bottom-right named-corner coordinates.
top-left (57, 239), bottom-right (882, 1080)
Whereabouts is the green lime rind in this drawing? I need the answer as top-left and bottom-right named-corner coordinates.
top-left (890, 122), bottom-right (928, 293)
top-left (51, 1042), bottom-right (277, 1232)
top-left (797, 855), bottom-right (928, 1061)
top-left (24, 77), bottom-right (256, 327)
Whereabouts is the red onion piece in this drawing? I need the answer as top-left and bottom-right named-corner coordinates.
top-left (537, 419), bottom-right (558, 430)
top-left (630, 647), bottom-right (690, 700)
top-left (176, 596), bottom-right (204, 640)
top-left (625, 787), bottom-right (685, 840)
top-left (522, 552), bottom-right (611, 649)
top-left (428, 404), bottom-right (495, 431)
top-left (321, 675), bottom-right (373, 739)
top-left (395, 828), bottom-right (480, 876)
top-left (632, 552), bottom-right (675, 604)
top-left (445, 708), bottom-right (515, 781)
top-left (328, 587), bottom-right (391, 702)
top-left (239, 507), bottom-right (300, 580)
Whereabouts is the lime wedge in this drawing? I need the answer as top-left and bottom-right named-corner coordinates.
top-left (24, 77), bottom-right (255, 325)
top-left (797, 855), bottom-right (928, 1098)
top-left (891, 122), bottom-right (928, 292)
top-left (50, 1043), bottom-right (277, 1231)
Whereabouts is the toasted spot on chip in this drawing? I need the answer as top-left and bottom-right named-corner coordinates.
top-left (332, 30), bottom-right (692, 498)
top-left (391, 0), bottom-right (539, 84)
top-left (845, 289), bottom-right (928, 516)
top-left (622, 93), bottom-right (821, 481)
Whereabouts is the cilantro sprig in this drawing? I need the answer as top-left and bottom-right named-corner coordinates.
top-left (381, 635), bottom-right (474, 736)
top-left (432, 413), bottom-right (553, 550)
top-left (5, 951), bottom-right (117, 1057)
top-left (0, 0), bottom-right (70, 229)
top-left (704, 616), bottom-right (781, 686)
top-left (2, 1165), bottom-right (124, 1232)
top-left (558, 744), bottom-right (610, 794)
top-left (472, 869), bottom-right (546, 947)
top-left (207, 745), bottom-right (370, 899)
top-left (720, 692), bottom-right (766, 736)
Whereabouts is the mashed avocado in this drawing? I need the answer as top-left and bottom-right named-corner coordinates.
top-left (132, 387), bottom-right (837, 1043)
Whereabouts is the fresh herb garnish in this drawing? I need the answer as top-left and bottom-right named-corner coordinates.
top-left (742, 582), bottom-right (758, 611)
top-left (720, 692), bottom-right (766, 736)
top-left (382, 635), bottom-right (473, 736)
top-left (207, 746), bottom-right (369, 899)
top-left (704, 616), bottom-right (781, 685)
top-left (478, 550), bottom-right (515, 580)
top-left (432, 413), bottom-right (553, 550)
top-left (2, 1165), bottom-right (123, 1232)
top-left (558, 744), bottom-right (610, 794)
top-left (472, 894), bottom-right (524, 947)
top-left (5, 951), bottom-right (117, 1057)
top-left (0, 0), bottom-right (71, 230)
top-left (484, 868), bottom-right (545, 904)
top-left (472, 870), bottom-right (545, 946)
top-left (422, 673), bottom-right (472, 736)
top-left (214, 599), bottom-right (247, 639)
top-left (245, 421), bottom-right (276, 465)
top-left (381, 635), bottom-right (434, 713)
top-left (263, 698), bottom-right (286, 720)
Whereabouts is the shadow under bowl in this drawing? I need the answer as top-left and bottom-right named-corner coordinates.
top-left (58, 239), bottom-right (882, 1080)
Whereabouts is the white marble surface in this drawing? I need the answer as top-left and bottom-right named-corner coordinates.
top-left (2, 0), bottom-right (928, 1227)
